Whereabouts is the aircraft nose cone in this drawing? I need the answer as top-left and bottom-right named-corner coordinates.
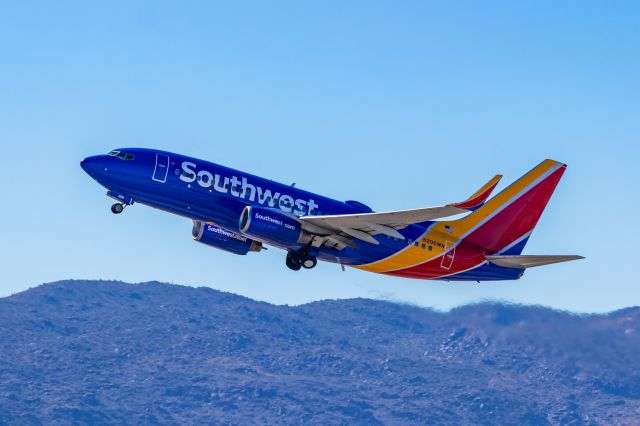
top-left (81, 155), bottom-right (105, 178)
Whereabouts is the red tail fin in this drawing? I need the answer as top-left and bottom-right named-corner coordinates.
top-left (441, 160), bottom-right (566, 253)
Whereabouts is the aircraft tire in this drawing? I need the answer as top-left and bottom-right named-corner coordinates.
top-left (302, 257), bottom-right (317, 269)
top-left (286, 253), bottom-right (302, 271)
top-left (111, 203), bottom-right (124, 214)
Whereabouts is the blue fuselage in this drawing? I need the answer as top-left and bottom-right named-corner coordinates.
top-left (80, 148), bottom-right (429, 266)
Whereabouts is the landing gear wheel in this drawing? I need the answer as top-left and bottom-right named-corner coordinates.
top-left (302, 256), bottom-right (317, 269)
top-left (111, 203), bottom-right (125, 214)
top-left (286, 253), bottom-right (302, 271)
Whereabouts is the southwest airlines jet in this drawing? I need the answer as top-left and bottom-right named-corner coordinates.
top-left (81, 149), bottom-right (582, 280)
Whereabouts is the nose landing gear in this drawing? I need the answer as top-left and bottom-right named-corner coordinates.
top-left (107, 191), bottom-right (134, 215)
top-left (286, 250), bottom-right (317, 271)
top-left (111, 203), bottom-right (125, 214)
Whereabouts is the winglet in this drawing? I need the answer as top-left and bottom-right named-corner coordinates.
top-left (452, 174), bottom-right (502, 211)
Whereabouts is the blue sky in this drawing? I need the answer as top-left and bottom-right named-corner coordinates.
top-left (0, 1), bottom-right (638, 312)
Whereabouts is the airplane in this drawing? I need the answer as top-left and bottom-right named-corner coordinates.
top-left (80, 148), bottom-right (583, 281)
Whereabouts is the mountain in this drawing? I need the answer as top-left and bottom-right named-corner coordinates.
top-left (0, 280), bottom-right (638, 425)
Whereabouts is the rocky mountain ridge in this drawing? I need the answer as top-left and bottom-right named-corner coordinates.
top-left (0, 280), bottom-right (638, 425)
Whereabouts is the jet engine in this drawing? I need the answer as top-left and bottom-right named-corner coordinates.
top-left (192, 221), bottom-right (262, 255)
top-left (239, 206), bottom-right (312, 247)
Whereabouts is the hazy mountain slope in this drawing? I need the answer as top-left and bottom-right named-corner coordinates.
top-left (0, 280), bottom-right (638, 425)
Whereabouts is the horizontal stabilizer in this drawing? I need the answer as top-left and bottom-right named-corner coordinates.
top-left (486, 255), bottom-right (584, 269)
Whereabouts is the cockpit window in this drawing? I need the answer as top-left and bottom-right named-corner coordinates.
top-left (106, 150), bottom-right (135, 160)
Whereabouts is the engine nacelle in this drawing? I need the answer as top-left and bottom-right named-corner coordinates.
top-left (192, 221), bottom-right (262, 255)
top-left (239, 206), bottom-right (311, 247)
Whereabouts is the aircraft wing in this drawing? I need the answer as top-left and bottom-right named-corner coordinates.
top-left (299, 174), bottom-right (502, 247)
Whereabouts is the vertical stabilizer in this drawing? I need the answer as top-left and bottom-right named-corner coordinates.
top-left (438, 160), bottom-right (566, 254)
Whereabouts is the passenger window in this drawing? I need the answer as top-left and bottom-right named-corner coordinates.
top-left (421, 244), bottom-right (426, 249)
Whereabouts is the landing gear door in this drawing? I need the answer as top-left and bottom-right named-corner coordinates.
top-left (152, 153), bottom-right (170, 183)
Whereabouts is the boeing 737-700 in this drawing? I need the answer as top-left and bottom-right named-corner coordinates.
top-left (81, 149), bottom-right (582, 280)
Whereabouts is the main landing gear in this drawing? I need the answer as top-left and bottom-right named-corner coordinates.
top-left (286, 250), bottom-right (317, 271)
top-left (111, 203), bottom-right (125, 214)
